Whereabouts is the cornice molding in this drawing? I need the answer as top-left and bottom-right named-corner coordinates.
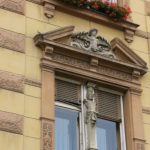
top-left (0, 0), bottom-right (25, 15)
top-left (0, 111), bottom-right (23, 134)
top-left (0, 28), bottom-right (25, 53)
top-left (0, 70), bottom-right (24, 93)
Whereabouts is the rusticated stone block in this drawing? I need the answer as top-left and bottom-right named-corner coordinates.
top-left (0, 28), bottom-right (25, 53)
top-left (0, 111), bottom-right (23, 134)
top-left (0, 0), bottom-right (25, 14)
top-left (0, 70), bottom-right (24, 93)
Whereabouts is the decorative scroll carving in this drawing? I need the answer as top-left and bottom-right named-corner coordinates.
top-left (0, 28), bottom-right (25, 53)
top-left (71, 29), bottom-right (116, 59)
top-left (41, 119), bottom-right (53, 150)
top-left (0, 0), bottom-right (25, 14)
top-left (0, 111), bottom-right (23, 134)
top-left (0, 70), bottom-right (24, 93)
top-left (42, 0), bottom-right (55, 18)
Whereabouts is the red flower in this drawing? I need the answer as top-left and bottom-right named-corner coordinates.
top-left (91, 3), bottom-right (99, 9)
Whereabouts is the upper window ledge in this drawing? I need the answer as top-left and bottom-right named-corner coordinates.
top-left (42, 0), bottom-right (139, 43)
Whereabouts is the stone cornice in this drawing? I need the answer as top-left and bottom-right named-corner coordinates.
top-left (35, 37), bottom-right (147, 75)
top-left (0, 111), bottom-right (23, 134)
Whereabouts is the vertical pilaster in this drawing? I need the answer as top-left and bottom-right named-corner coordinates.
top-left (124, 89), bottom-right (145, 150)
top-left (41, 68), bottom-right (55, 150)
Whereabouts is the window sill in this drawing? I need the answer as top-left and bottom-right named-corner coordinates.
top-left (42, 0), bottom-right (139, 43)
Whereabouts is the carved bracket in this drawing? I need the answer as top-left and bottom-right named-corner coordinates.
top-left (42, 0), bottom-right (55, 18)
top-left (124, 28), bottom-right (135, 43)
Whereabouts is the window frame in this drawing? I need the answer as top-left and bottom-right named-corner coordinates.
top-left (55, 77), bottom-right (127, 150)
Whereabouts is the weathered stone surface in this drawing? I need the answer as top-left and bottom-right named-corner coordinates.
top-left (0, 70), bottom-right (24, 93)
top-left (0, 28), bottom-right (25, 53)
top-left (41, 118), bottom-right (53, 150)
top-left (0, 111), bottom-right (23, 134)
top-left (0, 0), bottom-right (25, 14)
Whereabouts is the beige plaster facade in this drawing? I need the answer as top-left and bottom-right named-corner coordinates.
top-left (0, 0), bottom-right (150, 150)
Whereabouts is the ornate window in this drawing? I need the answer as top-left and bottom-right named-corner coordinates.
top-left (34, 26), bottom-right (147, 150)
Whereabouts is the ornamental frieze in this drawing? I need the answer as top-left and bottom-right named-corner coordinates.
top-left (0, 111), bottom-right (23, 134)
top-left (53, 53), bottom-right (90, 70)
top-left (52, 53), bottom-right (132, 81)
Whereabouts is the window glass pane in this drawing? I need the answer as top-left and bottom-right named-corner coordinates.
top-left (55, 107), bottom-right (79, 150)
top-left (96, 119), bottom-right (118, 150)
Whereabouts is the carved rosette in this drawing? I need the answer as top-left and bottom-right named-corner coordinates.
top-left (41, 119), bottom-right (53, 150)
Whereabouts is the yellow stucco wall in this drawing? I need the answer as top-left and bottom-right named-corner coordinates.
top-left (0, 0), bottom-right (150, 150)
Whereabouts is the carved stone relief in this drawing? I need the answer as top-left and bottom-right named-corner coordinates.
top-left (0, 70), bottom-right (24, 93)
top-left (41, 119), bottom-right (53, 150)
top-left (0, 28), bottom-right (25, 53)
top-left (84, 82), bottom-right (97, 150)
top-left (71, 29), bottom-right (116, 59)
top-left (0, 111), bottom-right (23, 134)
top-left (0, 0), bottom-right (25, 14)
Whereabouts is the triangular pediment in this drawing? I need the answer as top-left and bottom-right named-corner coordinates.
top-left (41, 26), bottom-right (74, 44)
top-left (110, 38), bottom-right (147, 67)
top-left (34, 26), bottom-right (147, 75)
